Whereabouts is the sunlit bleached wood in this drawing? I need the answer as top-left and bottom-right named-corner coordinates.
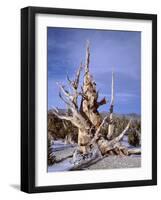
top-left (107, 71), bottom-right (115, 139)
top-left (128, 148), bottom-right (141, 155)
top-left (110, 119), bottom-right (131, 145)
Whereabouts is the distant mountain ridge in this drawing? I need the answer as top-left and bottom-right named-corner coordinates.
top-left (48, 108), bottom-right (140, 119)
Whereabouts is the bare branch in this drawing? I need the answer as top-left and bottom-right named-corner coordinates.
top-left (58, 91), bottom-right (70, 106)
top-left (90, 115), bottom-right (109, 145)
top-left (110, 71), bottom-right (114, 106)
top-left (95, 115), bottom-right (109, 136)
top-left (110, 119), bottom-right (131, 144)
top-left (85, 40), bottom-right (90, 73)
top-left (67, 63), bottom-right (82, 91)
top-left (57, 83), bottom-right (71, 99)
top-left (74, 62), bottom-right (82, 90)
top-left (56, 81), bottom-right (91, 130)
top-left (57, 83), bottom-right (78, 108)
top-left (107, 71), bottom-right (115, 139)
top-left (128, 148), bottom-right (141, 155)
top-left (66, 75), bottom-right (72, 85)
top-left (52, 108), bottom-right (73, 121)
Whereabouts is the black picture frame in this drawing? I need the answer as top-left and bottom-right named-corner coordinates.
top-left (21, 6), bottom-right (157, 193)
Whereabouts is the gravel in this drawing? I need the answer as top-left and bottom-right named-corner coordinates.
top-left (86, 155), bottom-right (141, 170)
top-left (54, 147), bottom-right (75, 162)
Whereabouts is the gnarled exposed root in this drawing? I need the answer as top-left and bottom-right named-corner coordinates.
top-left (71, 144), bottom-right (103, 170)
top-left (70, 156), bottom-right (102, 170)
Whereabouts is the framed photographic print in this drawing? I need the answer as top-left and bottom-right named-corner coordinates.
top-left (21, 6), bottom-right (157, 193)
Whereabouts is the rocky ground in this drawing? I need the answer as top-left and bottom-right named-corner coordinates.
top-left (86, 155), bottom-right (141, 170)
top-left (48, 138), bottom-right (141, 172)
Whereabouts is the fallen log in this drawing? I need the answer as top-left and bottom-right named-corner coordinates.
top-left (128, 148), bottom-right (141, 155)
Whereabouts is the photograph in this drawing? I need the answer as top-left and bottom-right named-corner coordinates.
top-left (47, 27), bottom-right (141, 172)
top-left (21, 6), bottom-right (157, 193)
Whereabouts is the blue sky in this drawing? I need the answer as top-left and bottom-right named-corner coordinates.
top-left (47, 27), bottom-right (141, 114)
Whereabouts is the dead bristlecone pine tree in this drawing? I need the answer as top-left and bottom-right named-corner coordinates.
top-left (53, 41), bottom-right (141, 168)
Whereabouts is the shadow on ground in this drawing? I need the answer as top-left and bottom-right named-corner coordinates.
top-left (10, 184), bottom-right (20, 191)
